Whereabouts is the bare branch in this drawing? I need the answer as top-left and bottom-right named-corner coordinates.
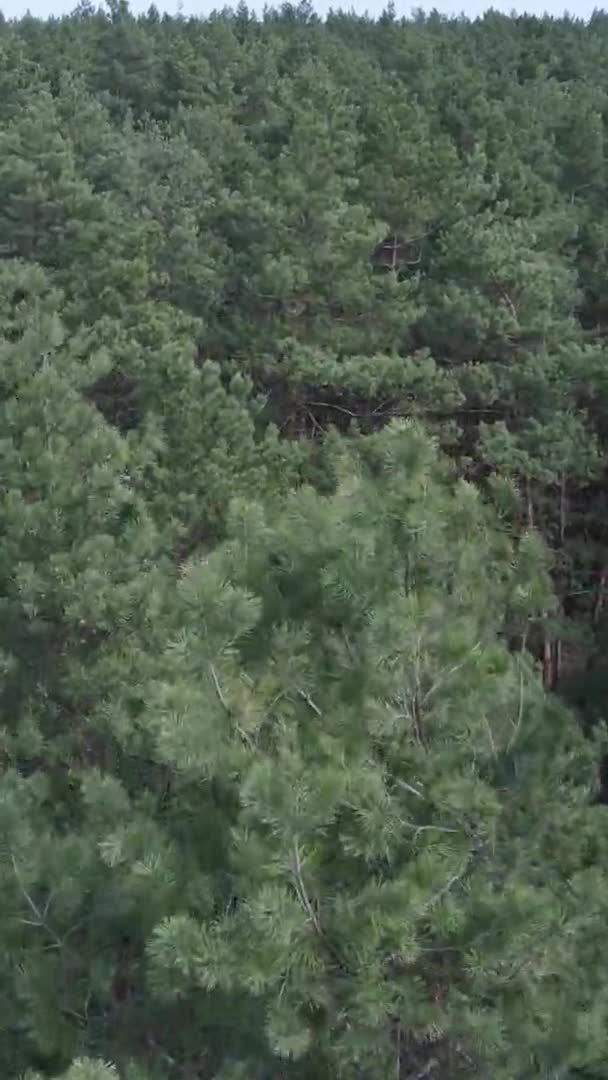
top-left (210, 663), bottom-right (257, 748)
top-left (507, 671), bottom-right (525, 752)
top-left (304, 400), bottom-right (360, 418)
top-left (292, 839), bottom-right (324, 938)
top-left (394, 779), bottom-right (425, 799)
top-left (11, 854), bottom-right (62, 949)
top-left (421, 643), bottom-right (482, 708)
top-left (291, 838), bottom-right (348, 972)
top-left (298, 688), bottom-right (322, 718)
top-left (423, 855), bottom-right (472, 915)
top-left (209, 663), bottom-right (230, 713)
top-left (481, 713), bottom-right (498, 759)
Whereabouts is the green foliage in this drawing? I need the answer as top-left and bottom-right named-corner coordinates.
top-left (1, 5), bottom-right (608, 1079)
top-left (142, 423), bottom-right (602, 1079)
top-left (26, 1062), bottom-right (122, 1080)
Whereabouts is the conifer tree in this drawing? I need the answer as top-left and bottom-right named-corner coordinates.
top-left (145, 423), bottom-right (605, 1079)
top-left (0, 263), bottom-right (167, 1074)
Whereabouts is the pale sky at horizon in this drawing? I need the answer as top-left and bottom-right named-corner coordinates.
top-left (0, 0), bottom-right (600, 26)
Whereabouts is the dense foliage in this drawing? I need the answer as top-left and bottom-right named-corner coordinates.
top-left (2, 3), bottom-right (608, 1077)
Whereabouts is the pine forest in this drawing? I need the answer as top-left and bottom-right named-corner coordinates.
top-left (3, 3), bottom-right (608, 1077)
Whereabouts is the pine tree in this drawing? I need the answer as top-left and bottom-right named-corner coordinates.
top-left (145, 422), bottom-right (605, 1078)
top-left (0, 263), bottom-right (167, 1074)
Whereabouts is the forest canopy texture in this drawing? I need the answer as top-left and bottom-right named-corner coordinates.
top-left (3, 3), bottom-right (608, 1078)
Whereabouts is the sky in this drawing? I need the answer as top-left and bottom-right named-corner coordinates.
top-left (0, 0), bottom-right (600, 27)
